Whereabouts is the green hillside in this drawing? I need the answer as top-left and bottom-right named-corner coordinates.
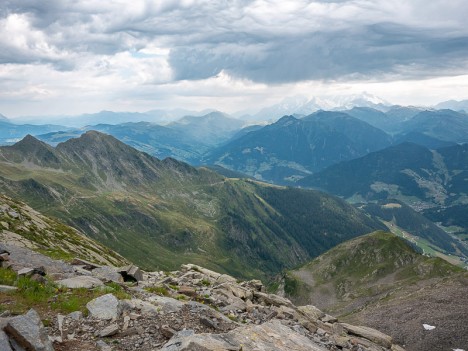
top-left (281, 231), bottom-right (467, 351)
top-left (0, 132), bottom-right (383, 279)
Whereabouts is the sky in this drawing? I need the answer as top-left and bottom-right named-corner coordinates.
top-left (1, 0), bottom-right (468, 118)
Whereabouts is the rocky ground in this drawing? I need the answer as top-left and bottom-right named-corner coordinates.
top-left (0, 243), bottom-right (407, 351)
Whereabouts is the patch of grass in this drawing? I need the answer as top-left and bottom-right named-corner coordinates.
top-left (145, 286), bottom-right (169, 296)
top-left (0, 267), bottom-right (17, 286)
top-left (175, 294), bottom-right (186, 300)
top-left (201, 279), bottom-right (211, 286)
top-left (16, 276), bottom-right (57, 304)
top-left (169, 284), bottom-right (179, 291)
top-left (37, 248), bottom-right (74, 262)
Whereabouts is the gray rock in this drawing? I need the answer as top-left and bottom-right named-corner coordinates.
top-left (119, 265), bottom-right (143, 282)
top-left (57, 276), bottom-right (104, 289)
top-left (0, 330), bottom-right (13, 351)
top-left (4, 308), bottom-right (54, 351)
top-left (321, 314), bottom-right (337, 323)
top-left (297, 305), bottom-right (325, 321)
top-left (17, 267), bottom-right (45, 278)
top-left (122, 299), bottom-right (160, 315)
top-left (200, 316), bottom-right (218, 329)
top-left (0, 285), bottom-right (17, 292)
top-left (145, 295), bottom-right (184, 313)
top-left (0, 244), bottom-right (73, 275)
top-left (92, 266), bottom-right (123, 283)
top-left (71, 258), bottom-right (100, 270)
top-left (161, 320), bottom-right (327, 351)
top-left (100, 323), bottom-right (119, 337)
top-left (253, 291), bottom-right (295, 309)
top-left (161, 325), bottom-right (176, 338)
top-left (96, 339), bottom-right (112, 351)
top-left (340, 323), bottom-right (393, 348)
top-left (87, 294), bottom-right (121, 320)
top-left (0, 252), bottom-right (10, 261)
top-left (68, 311), bottom-right (83, 321)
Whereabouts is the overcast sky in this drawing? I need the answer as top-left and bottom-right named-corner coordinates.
top-left (1, 0), bottom-right (467, 118)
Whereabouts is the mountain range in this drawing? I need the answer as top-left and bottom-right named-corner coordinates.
top-left (0, 131), bottom-right (384, 279)
top-left (298, 142), bottom-right (468, 208)
top-left (206, 112), bottom-right (393, 183)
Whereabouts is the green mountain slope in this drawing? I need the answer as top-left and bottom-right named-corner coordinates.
top-left (281, 231), bottom-right (467, 351)
top-left (400, 109), bottom-right (468, 143)
top-left (360, 200), bottom-right (468, 261)
top-left (0, 132), bottom-right (383, 279)
top-left (299, 142), bottom-right (468, 208)
top-left (0, 194), bottom-right (127, 266)
top-left (206, 112), bottom-right (392, 184)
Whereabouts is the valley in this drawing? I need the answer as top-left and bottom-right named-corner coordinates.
top-left (1, 103), bottom-right (467, 351)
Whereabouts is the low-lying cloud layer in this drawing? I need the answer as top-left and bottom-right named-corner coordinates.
top-left (1, 0), bottom-right (467, 117)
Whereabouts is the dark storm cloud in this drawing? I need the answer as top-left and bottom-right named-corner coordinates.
top-left (0, 0), bottom-right (467, 82)
top-left (169, 23), bottom-right (468, 83)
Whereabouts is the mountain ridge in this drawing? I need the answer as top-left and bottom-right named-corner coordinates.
top-left (0, 132), bottom-right (384, 279)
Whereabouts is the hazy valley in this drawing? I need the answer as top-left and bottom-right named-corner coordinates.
top-left (1, 100), bottom-right (467, 351)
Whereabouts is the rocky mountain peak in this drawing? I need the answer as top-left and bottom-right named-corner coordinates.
top-left (0, 240), bottom-right (406, 351)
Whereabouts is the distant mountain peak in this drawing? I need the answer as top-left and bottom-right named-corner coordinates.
top-left (13, 134), bottom-right (53, 150)
top-left (275, 115), bottom-right (298, 125)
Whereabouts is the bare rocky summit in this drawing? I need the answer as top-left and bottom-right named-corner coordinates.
top-left (0, 245), bottom-right (406, 351)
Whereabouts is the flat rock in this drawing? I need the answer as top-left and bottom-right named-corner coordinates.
top-left (92, 266), bottom-right (123, 283)
top-left (340, 323), bottom-right (393, 348)
top-left (71, 258), bottom-right (100, 270)
top-left (298, 305), bottom-right (325, 321)
top-left (121, 299), bottom-right (161, 315)
top-left (145, 295), bottom-right (184, 313)
top-left (178, 285), bottom-right (196, 297)
top-left (0, 243), bottom-right (74, 275)
top-left (100, 323), bottom-right (119, 337)
top-left (0, 330), bottom-right (13, 351)
top-left (57, 276), bottom-right (104, 289)
top-left (161, 320), bottom-right (328, 351)
top-left (4, 308), bottom-right (54, 351)
top-left (254, 291), bottom-right (295, 309)
top-left (0, 285), bottom-right (17, 292)
top-left (87, 293), bottom-right (121, 320)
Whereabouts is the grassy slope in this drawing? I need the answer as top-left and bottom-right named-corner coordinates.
top-left (282, 231), bottom-right (468, 350)
top-left (0, 194), bottom-right (128, 266)
top-left (0, 134), bottom-right (384, 280)
top-left (284, 231), bottom-right (464, 313)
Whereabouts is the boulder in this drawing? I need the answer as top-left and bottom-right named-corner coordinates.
top-left (99, 323), bottom-right (119, 337)
top-left (92, 266), bottom-right (123, 283)
top-left (178, 285), bottom-right (197, 297)
top-left (161, 320), bottom-right (328, 351)
top-left (57, 276), bottom-right (104, 289)
top-left (253, 291), bottom-right (295, 309)
top-left (0, 330), bottom-right (12, 351)
top-left (0, 285), bottom-right (17, 292)
top-left (71, 258), bottom-right (100, 270)
top-left (119, 265), bottom-right (143, 282)
top-left (0, 252), bottom-right (10, 261)
top-left (17, 267), bottom-right (46, 278)
top-left (297, 305), bottom-right (325, 321)
top-left (340, 323), bottom-right (393, 348)
top-left (121, 299), bottom-right (161, 315)
top-left (4, 309), bottom-right (54, 351)
top-left (216, 274), bottom-right (237, 285)
top-left (86, 294), bottom-right (121, 320)
top-left (145, 295), bottom-right (184, 313)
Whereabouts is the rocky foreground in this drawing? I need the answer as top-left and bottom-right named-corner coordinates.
top-left (0, 243), bottom-right (405, 351)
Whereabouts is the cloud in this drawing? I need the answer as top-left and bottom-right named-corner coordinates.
top-left (0, 0), bottom-right (467, 116)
